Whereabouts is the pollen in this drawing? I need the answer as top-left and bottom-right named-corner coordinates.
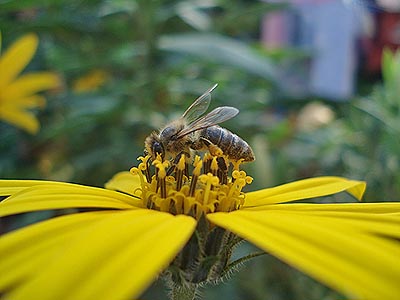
top-left (130, 154), bottom-right (253, 219)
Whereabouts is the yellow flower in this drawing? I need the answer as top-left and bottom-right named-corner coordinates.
top-left (0, 32), bottom-right (60, 134)
top-left (72, 69), bottom-right (109, 94)
top-left (0, 154), bottom-right (399, 300)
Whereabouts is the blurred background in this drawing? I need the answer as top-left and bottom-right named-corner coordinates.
top-left (1, 0), bottom-right (399, 299)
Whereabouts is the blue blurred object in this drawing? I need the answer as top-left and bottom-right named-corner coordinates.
top-left (262, 0), bottom-right (364, 101)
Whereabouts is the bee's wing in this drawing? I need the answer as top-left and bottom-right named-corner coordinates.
top-left (176, 106), bottom-right (239, 138)
top-left (181, 84), bottom-right (218, 124)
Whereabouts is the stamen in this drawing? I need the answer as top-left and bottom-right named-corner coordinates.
top-left (133, 153), bottom-right (252, 218)
top-left (153, 159), bottom-right (169, 198)
top-left (210, 157), bottom-right (219, 176)
top-left (199, 173), bottom-right (219, 207)
top-left (154, 154), bottom-right (164, 181)
top-left (230, 159), bottom-right (244, 183)
top-left (189, 156), bottom-right (202, 197)
top-left (203, 153), bottom-right (212, 174)
top-left (184, 159), bottom-right (189, 178)
top-left (145, 159), bottom-right (152, 183)
top-left (176, 154), bottom-right (186, 191)
top-left (231, 159), bottom-right (244, 171)
top-left (200, 176), bottom-right (220, 217)
top-left (228, 170), bottom-right (253, 199)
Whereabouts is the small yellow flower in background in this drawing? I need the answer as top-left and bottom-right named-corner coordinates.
top-left (0, 32), bottom-right (61, 134)
top-left (0, 153), bottom-right (399, 300)
top-left (72, 69), bottom-right (109, 93)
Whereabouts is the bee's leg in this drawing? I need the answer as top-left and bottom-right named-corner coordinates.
top-left (194, 138), bottom-right (224, 174)
top-left (166, 153), bottom-right (181, 176)
top-left (199, 137), bottom-right (223, 157)
top-left (190, 139), bottom-right (206, 151)
top-left (166, 162), bottom-right (176, 176)
top-left (217, 157), bottom-right (228, 184)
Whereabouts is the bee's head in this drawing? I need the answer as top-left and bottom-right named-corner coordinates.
top-left (144, 132), bottom-right (165, 160)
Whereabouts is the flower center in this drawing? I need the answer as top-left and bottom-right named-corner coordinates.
top-left (130, 154), bottom-right (253, 219)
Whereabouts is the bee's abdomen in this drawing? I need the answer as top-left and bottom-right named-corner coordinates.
top-left (202, 126), bottom-right (255, 162)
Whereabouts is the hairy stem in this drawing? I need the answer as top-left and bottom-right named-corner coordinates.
top-left (169, 283), bottom-right (199, 300)
top-left (223, 251), bottom-right (266, 276)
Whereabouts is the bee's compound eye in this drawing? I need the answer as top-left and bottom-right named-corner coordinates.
top-left (152, 142), bottom-right (164, 158)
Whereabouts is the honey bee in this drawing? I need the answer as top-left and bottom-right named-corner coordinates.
top-left (145, 84), bottom-right (255, 162)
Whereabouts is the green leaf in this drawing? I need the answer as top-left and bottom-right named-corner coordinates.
top-left (158, 33), bottom-right (279, 84)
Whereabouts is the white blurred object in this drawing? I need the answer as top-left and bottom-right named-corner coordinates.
top-left (297, 102), bottom-right (335, 131)
top-left (377, 0), bottom-right (400, 12)
top-left (305, 1), bottom-right (360, 100)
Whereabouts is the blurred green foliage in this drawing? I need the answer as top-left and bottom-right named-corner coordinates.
top-left (1, 1), bottom-right (399, 299)
top-left (272, 49), bottom-right (400, 202)
top-left (0, 0), bottom-right (285, 187)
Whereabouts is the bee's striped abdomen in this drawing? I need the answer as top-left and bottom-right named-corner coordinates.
top-left (202, 126), bottom-right (255, 162)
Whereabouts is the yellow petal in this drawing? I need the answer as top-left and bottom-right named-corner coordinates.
top-left (246, 202), bottom-right (400, 239)
top-left (0, 179), bottom-right (82, 195)
top-left (244, 177), bottom-right (366, 207)
top-left (105, 171), bottom-right (142, 197)
top-left (245, 202), bottom-right (400, 214)
top-left (7, 95), bottom-right (47, 109)
top-left (0, 211), bottom-right (112, 290)
top-left (0, 180), bottom-right (143, 217)
top-left (0, 194), bottom-right (134, 216)
top-left (1, 180), bottom-right (140, 205)
top-left (0, 107), bottom-right (39, 134)
top-left (0, 33), bottom-right (38, 88)
top-left (1, 72), bottom-right (61, 100)
top-left (72, 69), bottom-right (109, 93)
top-left (208, 210), bottom-right (400, 300)
top-left (7, 210), bottom-right (196, 300)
